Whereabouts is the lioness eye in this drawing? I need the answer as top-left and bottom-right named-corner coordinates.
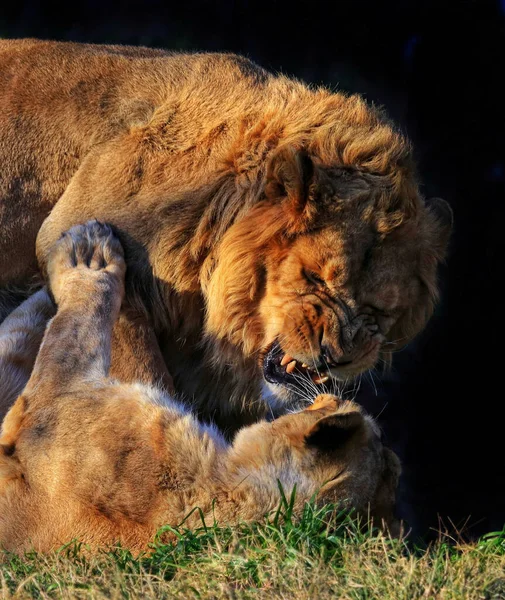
top-left (304, 270), bottom-right (326, 287)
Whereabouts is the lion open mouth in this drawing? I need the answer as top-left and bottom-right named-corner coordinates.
top-left (262, 341), bottom-right (346, 388)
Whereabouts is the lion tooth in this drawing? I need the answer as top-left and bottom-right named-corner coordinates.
top-left (301, 363), bottom-right (309, 368)
top-left (280, 354), bottom-right (293, 366)
top-left (286, 360), bottom-right (297, 374)
top-left (312, 374), bottom-right (329, 384)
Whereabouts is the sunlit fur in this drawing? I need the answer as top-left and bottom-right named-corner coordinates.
top-left (0, 40), bottom-right (452, 430)
top-left (0, 223), bottom-right (400, 554)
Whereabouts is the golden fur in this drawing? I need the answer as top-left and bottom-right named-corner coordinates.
top-left (0, 222), bottom-right (400, 554)
top-left (0, 39), bottom-right (452, 431)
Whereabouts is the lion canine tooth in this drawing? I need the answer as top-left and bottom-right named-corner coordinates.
top-left (301, 363), bottom-right (309, 368)
top-left (312, 374), bottom-right (329, 384)
top-left (286, 360), bottom-right (297, 374)
top-left (280, 354), bottom-right (293, 366)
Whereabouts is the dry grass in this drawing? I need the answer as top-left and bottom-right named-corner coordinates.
top-left (1, 499), bottom-right (504, 599)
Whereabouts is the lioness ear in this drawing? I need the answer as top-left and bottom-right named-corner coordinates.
top-left (305, 411), bottom-right (364, 451)
top-left (265, 146), bottom-right (316, 226)
top-left (426, 197), bottom-right (453, 257)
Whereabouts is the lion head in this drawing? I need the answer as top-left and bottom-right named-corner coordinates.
top-left (202, 92), bottom-right (452, 407)
top-left (229, 394), bottom-right (401, 531)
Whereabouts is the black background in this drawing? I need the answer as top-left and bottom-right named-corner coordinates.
top-left (1, 0), bottom-right (504, 539)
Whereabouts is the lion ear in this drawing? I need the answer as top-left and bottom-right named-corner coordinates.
top-left (426, 197), bottom-right (453, 258)
top-left (264, 147), bottom-right (316, 227)
top-left (305, 411), bottom-right (364, 452)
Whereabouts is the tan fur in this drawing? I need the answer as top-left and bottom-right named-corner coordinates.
top-left (0, 39), bottom-right (452, 431)
top-left (0, 223), bottom-right (400, 554)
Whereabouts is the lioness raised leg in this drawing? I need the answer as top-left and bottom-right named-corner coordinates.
top-left (0, 221), bottom-right (400, 554)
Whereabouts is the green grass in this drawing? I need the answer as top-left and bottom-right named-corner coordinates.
top-left (1, 498), bottom-right (504, 599)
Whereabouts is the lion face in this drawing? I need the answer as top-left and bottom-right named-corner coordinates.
top-left (259, 221), bottom-right (426, 398)
top-left (230, 394), bottom-right (401, 530)
top-left (204, 146), bottom-right (452, 405)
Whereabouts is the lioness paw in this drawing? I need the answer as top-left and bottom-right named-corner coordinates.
top-left (47, 220), bottom-right (126, 306)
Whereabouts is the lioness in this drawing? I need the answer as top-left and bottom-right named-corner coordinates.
top-left (0, 39), bottom-right (452, 431)
top-left (0, 222), bottom-right (400, 553)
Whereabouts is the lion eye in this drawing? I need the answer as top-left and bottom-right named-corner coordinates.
top-left (304, 270), bottom-right (326, 287)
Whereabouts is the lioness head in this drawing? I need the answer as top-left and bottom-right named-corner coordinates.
top-left (230, 394), bottom-right (401, 531)
top-left (204, 128), bottom-right (452, 405)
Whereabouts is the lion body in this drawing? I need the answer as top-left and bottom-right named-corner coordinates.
top-left (0, 39), bottom-right (451, 431)
top-left (0, 39), bottom-right (283, 289)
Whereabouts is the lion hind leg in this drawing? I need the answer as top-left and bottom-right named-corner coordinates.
top-left (0, 289), bottom-right (55, 422)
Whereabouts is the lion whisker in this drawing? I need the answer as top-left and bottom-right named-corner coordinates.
top-left (365, 368), bottom-right (379, 397)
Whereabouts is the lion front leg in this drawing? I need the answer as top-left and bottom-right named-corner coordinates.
top-left (24, 220), bottom-right (126, 397)
top-left (110, 308), bottom-right (175, 393)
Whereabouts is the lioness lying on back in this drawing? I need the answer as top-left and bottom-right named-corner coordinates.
top-left (0, 222), bottom-right (400, 553)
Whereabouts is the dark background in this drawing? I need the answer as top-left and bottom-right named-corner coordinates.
top-left (1, 0), bottom-right (504, 539)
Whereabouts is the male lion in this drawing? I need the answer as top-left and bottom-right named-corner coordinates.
top-left (0, 39), bottom-right (452, 432)
top-left (0, 222), bottom-right (400, 553)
